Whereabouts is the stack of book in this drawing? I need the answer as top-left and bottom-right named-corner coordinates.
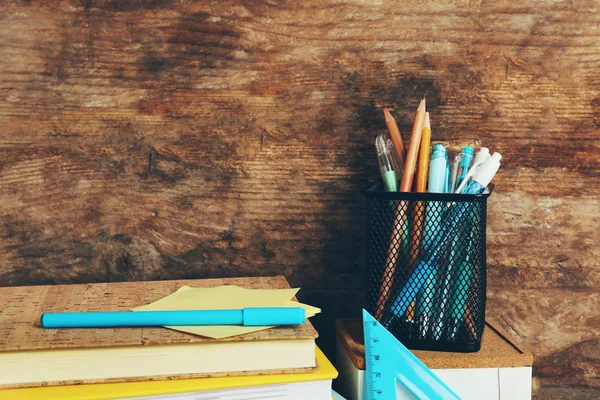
top-left (0, 276), bottom-right (337, 400)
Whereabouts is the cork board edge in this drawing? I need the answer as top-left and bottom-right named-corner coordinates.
top-left (484, 318), bottom-right (534, 366)
top-left (0, 358), bottom-right (319, 390)
top-left (335, 318), bottom-right (534, 370)
top-left (334, 319), bottom-right (365, 370)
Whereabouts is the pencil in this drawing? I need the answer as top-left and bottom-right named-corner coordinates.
top-left (416, 112), bottom-right (431, 192)
top-left (407, 112), bottom-right (431, 319)
top-left (375, 99), bottom-right (426, 320)
top-left (400, 99), bottom-right (426, 192)
top-left (383, 108), bottom-right (406, 168)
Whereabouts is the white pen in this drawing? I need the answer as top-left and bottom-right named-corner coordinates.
top-left (455, 147), bottom-right (490, 193)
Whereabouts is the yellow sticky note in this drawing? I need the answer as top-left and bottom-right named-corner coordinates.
top-left (132, 286), bottom-right (320, 339)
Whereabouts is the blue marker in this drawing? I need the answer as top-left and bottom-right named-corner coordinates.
top-left (427, 144), bottom-right (448, 194)
top-left (416, 143), bottom-right (447, 337)
top-left (40, 307), bottom-right (306, 328)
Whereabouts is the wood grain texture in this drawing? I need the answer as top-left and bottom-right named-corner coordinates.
top-left (0, 0), bottom-right (598, 387)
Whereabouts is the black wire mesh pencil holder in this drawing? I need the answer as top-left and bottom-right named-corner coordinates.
top-left (364, 183), bottom-right (493, 352)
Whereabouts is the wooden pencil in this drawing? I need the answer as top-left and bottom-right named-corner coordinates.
top-left (383, 108), bottom-right (406, 168)
top-left (416, 112), bottom-right (431, 192)
top-left (375, 99), bottom-right (426, 320)
top-left (407, 112), bottom-right (432, 320)
top-left (400, 99), bottom-right (426, 192)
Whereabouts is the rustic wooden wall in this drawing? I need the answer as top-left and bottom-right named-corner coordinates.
top-left (0, 0), bottom-right (598, 389)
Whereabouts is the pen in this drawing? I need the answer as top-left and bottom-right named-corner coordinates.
top-left (40, 307), bottom-right (306, 328)
top-left (385, 135), bottom-right (403, 183)
top-left (444, 151), bottom-right (451, 193)
top-left (455, 147), bottom-right (490, 193)
top-left (450, 154), bottom-right (460, 193)
top-left (473, 147), bottom-right (490, 168)
top-left (432, 231), bottom-right (460, 340)
top-left (376, 134), bottom-right (399, 192)
top-left (455, 147), bottom-right (474, 191)
top-left (462, 152), bottom-right (501, 195)
top-left (448, 229), bottom-right (476, 339)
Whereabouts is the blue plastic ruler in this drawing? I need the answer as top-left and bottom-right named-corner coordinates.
top-left (362, 309), bottom-right (462, 400)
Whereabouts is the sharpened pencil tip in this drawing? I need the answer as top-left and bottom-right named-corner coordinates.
top-left (424, 112), bottom-right (430, 128)
top-left (383, 108), bottom-right (394, 120)
top-left (418, 98), bottom-right (426, 113)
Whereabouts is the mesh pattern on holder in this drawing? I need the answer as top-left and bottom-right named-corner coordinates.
top-left (364, 185), bottom-right (492, 352)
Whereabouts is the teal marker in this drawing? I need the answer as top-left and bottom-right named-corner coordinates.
top-left (416, 143), bottom-right (447, 337)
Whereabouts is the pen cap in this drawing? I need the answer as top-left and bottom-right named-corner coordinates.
top-left (375, 134), bottom-right (399, 192)
top-left (375, 135), bottom-right (389, 158)
top-left (385, 136), bottom-right (404, 177)
top-left (460, 147), bottom-right (474, 168)
top-left (473, 147), bottom-right (490, 165)
top-left (428, 144), bottom-right (448, 193)
top-left (431, 143), bottom-right (447, 160)
top-left (461, 147), bottom-right (474, 156)
top-left (243, 307), bottom-right (305, 326)
top-left (472, 152), bottom-right (501, 188)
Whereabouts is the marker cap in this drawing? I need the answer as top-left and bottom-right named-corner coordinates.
top-left (431, 143), bottom-right (447, 159)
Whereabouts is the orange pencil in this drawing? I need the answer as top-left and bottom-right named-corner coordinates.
top-left (416, 112), bottom-right (431, 192)
top-left (375, 99), bottom-right (426, 319)
top-left (383, 108), bottom-right (406, 168)
top-left (405, 112), bottom-right (431, 320)
top-left (400, 98), bottom-right (426, 192)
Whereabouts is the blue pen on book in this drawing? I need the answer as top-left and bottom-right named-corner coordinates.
top-left (385, 152), bottom-right (501, 326)
top-left (40, 307), bottom-right (306, 329)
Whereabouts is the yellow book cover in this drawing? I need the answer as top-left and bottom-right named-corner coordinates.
top-left (3, 347), bottom-right (337, 400)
